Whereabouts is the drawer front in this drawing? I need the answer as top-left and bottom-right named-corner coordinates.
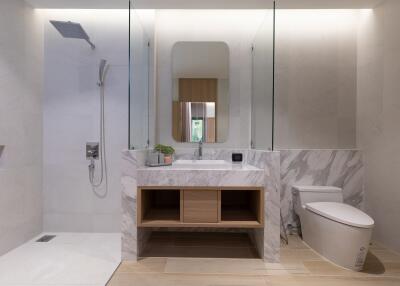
top-left (183, 190), bottom-right (219, 223)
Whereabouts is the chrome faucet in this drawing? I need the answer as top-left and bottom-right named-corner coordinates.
top-left (196, 140), bottom-right (203, 160)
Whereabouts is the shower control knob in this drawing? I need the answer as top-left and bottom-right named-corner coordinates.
top-left (86, 142), bottom-right (99, 160)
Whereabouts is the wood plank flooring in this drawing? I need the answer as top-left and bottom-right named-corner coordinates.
top-left (107, 233), bottom-right (400, 286)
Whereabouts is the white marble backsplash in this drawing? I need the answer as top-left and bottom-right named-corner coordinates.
top-left (280, 150), bottom-right (364, 231)
top-left (137, 168), bottom-right (265, 187)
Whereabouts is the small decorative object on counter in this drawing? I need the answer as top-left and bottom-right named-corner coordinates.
top-left (146, 150), bottom-right (161, 166)
top-left (232, 153), bottom-right (243, 163)
top-left (154, 144), bottom-right (175, 165)
top-left (232, 152), bottom-right (243, 169)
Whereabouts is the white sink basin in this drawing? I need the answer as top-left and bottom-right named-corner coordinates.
top-left (172, 160), bottom-right (232, 169)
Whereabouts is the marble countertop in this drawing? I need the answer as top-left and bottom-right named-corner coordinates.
top-left (136, 162), bottom-right (265, 187)
top-left (138, 164), bottom-right (262, 171)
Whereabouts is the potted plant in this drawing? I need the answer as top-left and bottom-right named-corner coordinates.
top-left (154, 144), bottom-right (175, 164)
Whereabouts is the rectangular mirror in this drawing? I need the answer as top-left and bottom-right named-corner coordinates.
top-left (172, 42), bottom-right (229, 143)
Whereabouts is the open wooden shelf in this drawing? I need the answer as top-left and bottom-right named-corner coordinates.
top-left (138, 187), bottom-right (263, 228)
top-left (139, 189), bottom-right (181, 226)
top-left (221, 190), bottom-right (262, 224)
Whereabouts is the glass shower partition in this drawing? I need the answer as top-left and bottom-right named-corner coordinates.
top-left (251, 3), bottom-right (275, 150)
top-left (129, 3), bottom-right (150, 150)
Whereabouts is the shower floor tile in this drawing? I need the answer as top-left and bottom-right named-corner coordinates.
top-left (0, 233), bottom-right (121, 286)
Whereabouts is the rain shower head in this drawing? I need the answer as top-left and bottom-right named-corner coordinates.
top-left (50, 20), bottom-right (95, 50)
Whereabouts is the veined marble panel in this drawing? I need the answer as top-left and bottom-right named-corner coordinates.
top-left (121, 150), bottom-right (146, 261)
top-left (137, 168), bottom-right (264, 187)
top-left (280, 150), bottom-right (364, 231)
top-left (262, 151), bottom-right (281, 262)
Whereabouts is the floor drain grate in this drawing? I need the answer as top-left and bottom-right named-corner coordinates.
top-left (36, 235), bottom-right (56, 242)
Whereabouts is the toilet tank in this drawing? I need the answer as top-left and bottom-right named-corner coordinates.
top-left (292, 186), bottom-right (343, 215)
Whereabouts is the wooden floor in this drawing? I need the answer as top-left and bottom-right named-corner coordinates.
top-left (108, 232), bottom-right (400, 286)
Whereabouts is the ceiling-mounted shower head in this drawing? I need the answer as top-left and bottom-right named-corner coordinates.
top-left (50, 20), bottom-right (95, 50)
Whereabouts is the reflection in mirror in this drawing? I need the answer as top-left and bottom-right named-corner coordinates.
top-left (173, 102), bottom-right (216, 143)
top-left (172, 42), bottom-right (229, 143)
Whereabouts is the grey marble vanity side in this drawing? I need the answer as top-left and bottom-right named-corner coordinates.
top-left (121, 150), bottom-right (147, 261)
top-left (280, 150), bottom-right (364, 231)
top-left (247, 150), bottom-right (281, 262)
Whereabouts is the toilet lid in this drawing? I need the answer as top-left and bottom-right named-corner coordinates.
top-left (306, 202), bottom-right (374, 229)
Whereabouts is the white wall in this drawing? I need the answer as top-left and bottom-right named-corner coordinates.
top-left (42, 10), bottom-right (128, 232)
top-left (357, 1), bottom-right (400, 252)
top-left (155, 10), bottom-right (267, 148)
top-left (275, 10), bottom-right (359, 149)
top-left (0, 0), bottom-right (43, 255)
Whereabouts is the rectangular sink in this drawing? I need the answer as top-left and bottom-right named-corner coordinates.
top-left (172, 160), bottom-right (232, 169)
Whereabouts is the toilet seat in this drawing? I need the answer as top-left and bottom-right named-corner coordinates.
top-left (305, 202), bottom-right (374, 229)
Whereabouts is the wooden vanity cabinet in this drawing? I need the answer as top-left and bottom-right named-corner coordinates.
top-left (138, 187), bottom-right (264, 228)
top-left (183, 190), bottom-right (219, 223)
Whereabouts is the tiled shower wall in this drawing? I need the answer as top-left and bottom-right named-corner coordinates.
top-left (0, 0), bottom-right (43, 256)
top-left (42, 10), bottom-right (128, 232)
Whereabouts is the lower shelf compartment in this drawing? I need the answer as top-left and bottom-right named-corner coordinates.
top-left (140, 231), bottom-right (261, 258)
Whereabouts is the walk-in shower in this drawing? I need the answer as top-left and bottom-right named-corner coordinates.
top-left (50, 20), bottom-right (109, 197)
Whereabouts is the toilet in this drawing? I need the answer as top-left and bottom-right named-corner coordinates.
top-left (292, 186), bottom-right (374, 271)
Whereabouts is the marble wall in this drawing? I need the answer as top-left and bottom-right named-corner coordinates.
top-left (121, 150), bottom-right (147, 260)
top-left (248, 150), bottom-right (280, 262)
top-left (280, 150), bottom-right (364, 230)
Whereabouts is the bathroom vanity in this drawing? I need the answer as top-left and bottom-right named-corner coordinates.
top-left (121, 149), bottom-right (281, 263)
top-left (136, 159), bottom-right (264, 228)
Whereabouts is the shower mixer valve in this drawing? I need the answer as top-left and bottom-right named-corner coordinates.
top-left (86, 142), bottom-right (99, 160)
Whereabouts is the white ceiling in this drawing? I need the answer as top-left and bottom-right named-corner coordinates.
top-left (25, 0), bottom-right (383, 9)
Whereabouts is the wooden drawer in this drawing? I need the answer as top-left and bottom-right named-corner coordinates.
top-left (183, 190), bottom-right (219, 223)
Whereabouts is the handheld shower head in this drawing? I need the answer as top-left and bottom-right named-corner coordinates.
top-left (98, 59), bottom-right (109, 87)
